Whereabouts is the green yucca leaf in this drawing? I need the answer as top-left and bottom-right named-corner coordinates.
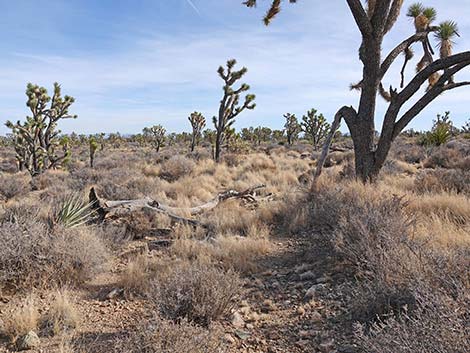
top-left (422, 7), bottom-right (437, 23)
top-left (53, 194), bottom-right (95, 228)
top-left (407, 2), bottom-right (424, 18)
top-left (435, 20), bottom-right (459, 41)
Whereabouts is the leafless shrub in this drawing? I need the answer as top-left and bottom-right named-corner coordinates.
top-left (124, 317), bottom-right (225, 353)
top-left (0, 172), bottom-right (30, 200)
top-left (354, 290), bottom-right (469, 353)
top-left (158, 155), bottom-right (195, 182)
top-left (415, 169), bottom-right (470, 195)
top-left (0, 217), bottom-right (109, 293)
top-left (150, 261), bottom-right (241, 326)
top-left (222, 153), bottom-right (241, 167)
top-left (0, 296), bottom-right (39, 341)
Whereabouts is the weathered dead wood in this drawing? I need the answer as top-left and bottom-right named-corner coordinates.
top-left (89, 184), bottom-right (268, 226)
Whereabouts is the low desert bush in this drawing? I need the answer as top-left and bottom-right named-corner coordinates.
top-left (158, 155), bottom-right (195, 182)
top-left (0, 217), bottom-right (109, 293)
top-left (0, 172), bottom-right (30, 200)
top-left (414, 169), bottom-right (470, 195)
top-left (41, 289), bottom-right (79, 336)
top-left (120, 255), bottom-right (153, 296)
top-left (150, 261), bottom-right (241, 326)
top-left (125, 317), bottom-right (225, 353)
top-left (355, 290), bottom-right (469, 353)
top-left (0, 296), bottom-right (39, 341)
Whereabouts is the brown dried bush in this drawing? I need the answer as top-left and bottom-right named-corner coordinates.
top-left (125, 317), bottom-right (225, 353)
top-left (0, 217), bottom-right (109, 293)
top-left (150, 261), bottom-right (241, 326)
top-left (158, 155), bottom-right (195, 182)
top-left (0, 172), bottom-right (30, 200)
top-left (415, 169), bottom-right (470, 195)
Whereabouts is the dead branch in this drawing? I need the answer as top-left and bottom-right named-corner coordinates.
top-left (89, 184), bottom-right (268, 226)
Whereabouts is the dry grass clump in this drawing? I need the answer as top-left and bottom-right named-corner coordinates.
top-left (158, 155), bottom-right (195, 182)
top-left (414, 168), bottom-right (470, 195)
top-left (41, 289), bottom-right (79, 336)
top-left (0, 172), bottom-right (30, 201)
top-left (119, 255), bottom-right (154, 296)
top-left (125, 317), bottom-right (225, 353)
top-left (0, 217), bottom-right (109, 293)
top-left (309, 182), bottom-right (469, 321)
top-left (355, 290), bottom-right (469, 353)
top-left (150, 261), bottom-right (241, 326)
top-left (0, 296), bottom-right (39, 341)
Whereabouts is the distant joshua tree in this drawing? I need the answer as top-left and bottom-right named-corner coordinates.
top-left (188, 112), bottom-right (206, 152)
top-left (143, 125), bottom-right (166, 152)
top-left (284, 113), bottom-right (301, 146)
top-left (245, 1), bottom-right (470, 182)
top-left (213, 59), bottom-right (256, 162)
top-left (89, 136), bottom-right (98, 168)
top-left (301, 109), bottom-right (331, 151)
top-left (5, 83), bottom-right (76, 176)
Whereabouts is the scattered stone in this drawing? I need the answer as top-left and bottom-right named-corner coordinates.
top-left (105, 288), bottom-right (124, 300)
top-left (299, 270), bottom-right (316, 281)
top-left (246, 323), bottom-right (254, 330)
top-left (234, 329), bottom-right (251, 340)
top-left (16, 331), bottom-right (40, 351)
top-left (297, 306), bottom-right (306, 316)
top-left (316, 276), bottom-right (330, 284)
top-left (304, 284), bottom-right (319, 301)
top-left (319, 339), bottom-right (335, 353)
top-left (232, 312), bottom-right (245, 328)
top-left (311, 310), bottom-right (323, 323)
top-left (224, 333), bottom-right (236, 344)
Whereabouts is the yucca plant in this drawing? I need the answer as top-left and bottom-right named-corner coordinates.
top-left (52, 194), bottom-right (95, 228)
top-left (435, 20), bottom-right (459, 59)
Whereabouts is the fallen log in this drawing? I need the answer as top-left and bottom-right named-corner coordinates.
top-left (89, 184), bottom-right (268, 226)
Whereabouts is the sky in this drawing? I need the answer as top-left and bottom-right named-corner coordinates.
top-left (0, 0), bottom-right (469, 135)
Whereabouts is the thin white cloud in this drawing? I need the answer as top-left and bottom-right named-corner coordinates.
top-left (185, 0), bottom-right (201, 16)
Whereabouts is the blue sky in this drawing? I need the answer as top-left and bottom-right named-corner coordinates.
top-left (0, 0), bottom-right (469, 135)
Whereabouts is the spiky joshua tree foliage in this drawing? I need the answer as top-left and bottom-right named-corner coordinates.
top-left (188, 112), bottom-right (206, 152)
top-left (283, 113), bottom-right (300, 146)
top-left (143, 125), bottom-right (166, 153)
top-left (213, 59), bottom-right (256, 162)
top-left (301, 109), bottom-right (331, 151)
top-left (246, 1), bottom-right (470, 182)
top-left (5, 83), bottom-right (76, 176)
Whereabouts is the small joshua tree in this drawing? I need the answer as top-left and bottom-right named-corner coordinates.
top-left (301, 109), bottom-right (331, 151)
top-left (143, 125), bottom-right (166, 152)
top-left (253, 126), bottom-right (272, 145)
top-left (284, 113), bottom-right (301, 146)
top-left (5, 83), bottom-right (77, 176)
top-left (213, 59), bottom-right (256, 162)
top-left (188, 112), bottom-right (206, 152)
top-left (89, 136), bottom-right (98, 168)
top-left (462, 119), bottom-right (470, 134)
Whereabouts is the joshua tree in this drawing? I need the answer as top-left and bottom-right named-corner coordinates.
top-left (188, 111), bottom-right (206, 152)
top-left (89, 136), bottom-right (98, 168)
top-left (301, 109), bottom-right (331, 151)
top-left (245, 1), bottom-right (470, 182)
top-left (253, 126), bottom-right (272, 145)
top-left (5, 83), bottom-right (77, 176)
top-left (143, 125), bottom-right (166, 152)
top-left (284, 113), bottom-right (301, 145)
top-left (462, 119), bottom-right (470, 134)
top-left (213, 59), bottom-right (256, 162)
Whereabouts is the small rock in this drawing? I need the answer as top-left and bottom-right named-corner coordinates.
top-left (246, 323), bottom-right (254, 330)
top-left (311, 310), bottom-right (323, 322)
top-left (16, 331), bottom-right (40, 351)
top-left (232, 312), bottom-right (245, 328)
top-left (234, 329), bottom-right (251, 340)
top-left (299, 270), bottom-right (316, 281)
top-left (316, 276), bottom-right (329, 284)
top-left (319, 339), bottom-right (335, 353)
top-left (297, 306), bottom-right (306, 316)
top-left (304, 285), bottom-right (319, 301)
top-left (224, 333), bottom-right (236, 344)
top-left (106, 288), bottom-right (124, 300)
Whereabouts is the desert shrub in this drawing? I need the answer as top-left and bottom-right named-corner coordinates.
top-left (30, 170), bottom-right (70, 191)
top-left (150, 262), bottom-right (241, 326)
top-left (0, 172), bottom-right (30, 200)
top-left (158, 155), bottom-right (195, 182)
top-left (0, 218), bottom-right (109, 292)
top-left (380, 159), bottom-right (417, 176)
top-left (222, 153), bottom-right (241, 167)
top-left (120, 255), bottom-right (153, 296)
top-left (355, 290), bottom-right (469, 353)
top-left (0, 296), bottom-right (39, 341)
top-left (308, 182), bottom-right (469, 339)
top-left (41, 289), bottom-right (79, 336)
top-left (415, 169), bottom-right (470, 195)
top-left (423, 146), bottom-right (463, 169)
top-left (392, 143), bottom-right (426, 164)
top-left (125, 317), bottom-right (225, 353)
